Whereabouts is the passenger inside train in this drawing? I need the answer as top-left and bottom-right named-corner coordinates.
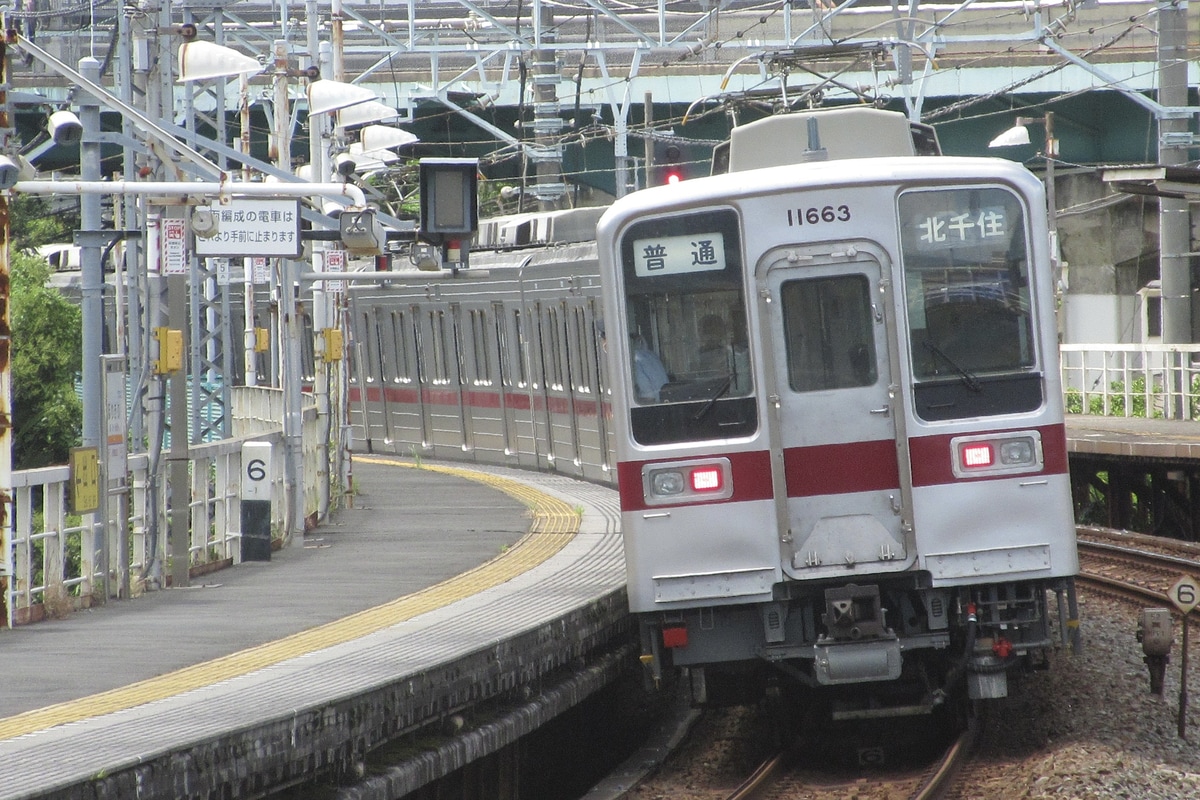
top-left (631, 330), bottom-right (670, 402)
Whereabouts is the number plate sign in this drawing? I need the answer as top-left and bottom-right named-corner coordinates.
top-left (1170, 575), bottom-right (1200, 615)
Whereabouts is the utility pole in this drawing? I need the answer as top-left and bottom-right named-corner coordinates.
top-left (1156, 0), bottom-right (1191, 347)
top-left (532, 4), bottom-right (565, 211)
top-left (1153, 0), bottom-right (1192, 421)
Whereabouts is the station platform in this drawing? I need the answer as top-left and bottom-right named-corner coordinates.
top-left (0, 456), bottom-right (628, 800)
top-left (1066, 414), bottom-right (1200, 460)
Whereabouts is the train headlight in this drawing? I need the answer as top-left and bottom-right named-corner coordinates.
top-left (951, 431), bottom-right (1042, 478)
top-left (651, 470), bottom-right (686, 496)
top-left (642, 458), bottom-right (734, 505)
top-left (998, 438), bottom-right (1036, 466)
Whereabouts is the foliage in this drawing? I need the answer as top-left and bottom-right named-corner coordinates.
top-left (11, 251), bottom-right (82, 468)
top-left (1063, 375), bottom-right (1200, 419)
top-left (9, 195), bottom-right (78, 253)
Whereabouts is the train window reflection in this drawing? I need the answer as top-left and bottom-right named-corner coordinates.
top-left (780, 275), bottom-right (877, 392)
top-left (899, 187), bottom-right (1035, 381)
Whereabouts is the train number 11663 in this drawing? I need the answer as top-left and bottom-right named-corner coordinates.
top-left (787, 204), bottom-right (851, 227)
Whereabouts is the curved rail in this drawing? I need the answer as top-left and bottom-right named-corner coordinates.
top-left (720, 721), bottom-right (974, 800)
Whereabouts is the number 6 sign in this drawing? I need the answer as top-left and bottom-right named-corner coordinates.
top-left (1170, 576), bottom-right (1199, 616)
top-left (241, 442), bottom-right (274, 561)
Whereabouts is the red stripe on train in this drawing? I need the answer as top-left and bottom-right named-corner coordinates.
top-left (908, 423), bottom-right (1068, 486)
top-left (617, 423), bottom-right (1069, 511)
top-left (617, 450), bottom-right (773, 512)
top-left (347, 385), bottom-right (604, 417)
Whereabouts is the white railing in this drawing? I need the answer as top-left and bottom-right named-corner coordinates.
top-left (4, 388), bottom-right (321, 628)
top-left (1060, 344), bottom-right (1200, 421)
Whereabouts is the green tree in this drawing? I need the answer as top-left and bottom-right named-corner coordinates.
top-left (11, 251), bottom-right (82, 469)
top-left (9, 195), bottom-right (76, 254)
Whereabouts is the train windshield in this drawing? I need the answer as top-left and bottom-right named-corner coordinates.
top-left (618, 208), bottom-right (757, 445)
top-left (899, 186), bottom-right (1042, 421)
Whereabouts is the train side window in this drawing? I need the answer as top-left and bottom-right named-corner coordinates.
top-left (780, 275), bottom-right (877, 392)
top-left (469, 309), bottom-right (492, 386)
top-left (573, 307), bottom-right (592, 393)
top-left (363, 311), bottom-right (378, 384)
top-left (511, 309), bottom-right (528, 387)
top-left (430, 310), bottom-right (450, 384)
top-left (391, 311), bottom-right (411, 383)
top-left (546, 307), bottom-right (565, 390)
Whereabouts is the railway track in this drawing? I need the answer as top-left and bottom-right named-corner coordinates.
top-left (720, 721), bottom-right (976, 800)
top-left (1077, 526), bottom-right (1200, 607)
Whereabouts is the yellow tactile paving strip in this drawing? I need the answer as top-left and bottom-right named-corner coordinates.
top-left (0, 457), bottom-right (579, 741)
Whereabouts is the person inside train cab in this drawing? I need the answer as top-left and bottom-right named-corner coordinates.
top-left (599, 317), bottom-right (669, 402)
top-left (631, 330), bottom-right (669, 402)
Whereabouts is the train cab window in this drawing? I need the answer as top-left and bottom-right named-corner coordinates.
top-left (618, 207), bottom-right (757, 445)
top-left (899, 187), bottom-right (1042, 421)
top-left (780, 275), bottom-right (877, 392)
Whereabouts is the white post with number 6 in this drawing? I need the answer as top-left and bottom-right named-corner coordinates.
top-left (241, 442), bottom-right (274, 562)
top-left (1169, 575), bottom-right (1198, 740)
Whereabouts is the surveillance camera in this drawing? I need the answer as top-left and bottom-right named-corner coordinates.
top-left (333, 153), bottom-right (357, 178)
top-left (0, 155), bottom-right (22, 190)
top-left (48, 110), bottom-right (83, 147)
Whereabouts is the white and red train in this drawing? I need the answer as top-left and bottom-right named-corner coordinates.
top-left (347, 107), bottom-right (1080, 718)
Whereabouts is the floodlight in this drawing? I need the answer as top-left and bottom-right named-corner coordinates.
top-left (0, 155), bottom-right (22, 189)
top-left (48, 111), bottom-right (83, 146)
top-left (307, 79), bottom-right (379, 116)
top-left (338, 101), bottom-right (401, 128)
top-left (178, 41), bottom-right (264, 82)
top-left (359, 125), bottom-right (418, 152)
top-left (988, 125), bottom-right (1032, 148)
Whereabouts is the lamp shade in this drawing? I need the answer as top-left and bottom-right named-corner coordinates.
top-left (359, 125), bottom-right (418, 152)
top-left (347, 143), bottom-right (400, 172)
top-left (988, 125), bottom-right (1032, 148)
top-left (307, 79), bottom-right (380, 115)
top-left (338, 101), bottom-right (402, 128)
top-left (178, 41), bottom-right (264, 82)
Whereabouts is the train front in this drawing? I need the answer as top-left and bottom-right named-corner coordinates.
top-left (596, 150), bottom-right (1080, 718)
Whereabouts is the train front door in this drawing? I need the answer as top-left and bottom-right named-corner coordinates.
top-left (757, 244), bottom-right (915, 580)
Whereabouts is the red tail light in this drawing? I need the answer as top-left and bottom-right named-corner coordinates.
top-left (690, 466), bottom-right (724, 492)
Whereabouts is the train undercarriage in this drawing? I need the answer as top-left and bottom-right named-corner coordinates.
top-left (640, 576), bottom-right (1081, 720)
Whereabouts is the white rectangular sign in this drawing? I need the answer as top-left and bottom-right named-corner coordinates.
top-left (631, 232), bottom-right (727, 278)
top-left (196, 199), bottom-right (302, 258)
top-left (162, 218), bottom-right (189, 275)
top-left (250, 257), bottom-right (271, 285)
top-left (324, 249), bottom-right (345, 293)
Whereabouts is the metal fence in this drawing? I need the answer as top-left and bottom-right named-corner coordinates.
top-left (1060, 344), bottom-right (1200, 421)
top-left (3, 388), bottom-right (319, 628)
